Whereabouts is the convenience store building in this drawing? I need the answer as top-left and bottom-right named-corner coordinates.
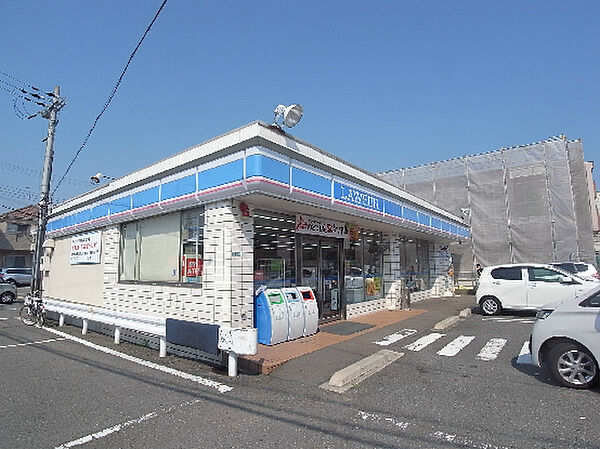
top-left (43, 122), bottom-right (469, 346)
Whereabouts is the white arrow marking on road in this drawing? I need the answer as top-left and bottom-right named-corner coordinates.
top-left (476, 338), bottom-right (507, 361)
top-left (404, 332), bottom-right (445, 351)
top-left (374, 329), bottom-right (418, 346)
top-left (436, 335), bottom-right (475, 357)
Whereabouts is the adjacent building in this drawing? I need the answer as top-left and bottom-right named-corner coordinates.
top-left (378, 136), bottom-right (597, 280)
top-left (0, 205), bottom-right (37, 268)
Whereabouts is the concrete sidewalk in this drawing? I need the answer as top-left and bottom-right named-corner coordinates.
top-left (240, 294), bottom-right (476, 375)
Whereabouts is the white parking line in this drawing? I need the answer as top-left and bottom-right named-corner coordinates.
top-left (516, 341), bottom-right (533, 364)
top-left (481, 317), bottom-right (534, 324)
top-left (358, 411), bottom-right (510, 449)
top-left (374, 329), bottom-right (418, 346)
top-left (0, 317), bottom-right (8, 321)
top-left (476, 338), bottom-right (507, 361)
top-left (436, 336), bottom-right (475, 357)
top-left (404, 333), bottom-right (445, 351)
top-left (0, 337), bottom-right (66, 349)
top-left (55, 399), bottom-right (201, 449)
top-left (43, 327), bottom-right (233, 393)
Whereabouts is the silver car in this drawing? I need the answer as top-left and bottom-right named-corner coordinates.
top-left (0, 278), bottom-right (17, 304)
top-left (0, 267), bottom-right (32, 287)
top-left (530, 285), bottom-right (600, 389)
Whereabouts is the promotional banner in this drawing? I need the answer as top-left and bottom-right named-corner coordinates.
top-left (70, 231), bottom-right (102, 264)
top-left (295, 213), bottom-right (348, 238)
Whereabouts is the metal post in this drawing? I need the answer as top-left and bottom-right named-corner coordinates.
top-left (82, 319), bottom-right (88, 335)
top-left (31, 86), bottom-right (65, 298)
top-left (114, 326), bottom-right (121, 344)
top-left (228, 351), bottom-right (238, 377)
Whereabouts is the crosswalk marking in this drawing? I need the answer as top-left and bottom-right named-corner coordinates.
top-left (476, 338), bottom-right (507, 361)
top-left (405, 332), bottom-right (445, 351)
top-left (374, 329), bottom-right (418, 346)
top-left (437, 335), bottom-right (476, 357)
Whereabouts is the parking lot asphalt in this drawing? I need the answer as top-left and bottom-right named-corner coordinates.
top-left (9, 290), bottom-right (477, 378)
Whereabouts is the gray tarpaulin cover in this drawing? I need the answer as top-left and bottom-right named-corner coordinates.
top-left (378, 138), bottom-right (596, 278)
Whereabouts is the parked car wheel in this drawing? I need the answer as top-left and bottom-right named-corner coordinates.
top-left (480, 296), bottom-right (501, 315)
top-left (0, 291), bottom-right (15, 304)
top-left (5, 278), bottom-right (17, 287)
top-left (547, 342), bottom-right (598, 389)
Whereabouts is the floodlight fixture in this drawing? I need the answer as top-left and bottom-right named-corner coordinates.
top-left (273, 104), bottom-right (303, 129)
top-left (90, 172), bottom-right (116, 184)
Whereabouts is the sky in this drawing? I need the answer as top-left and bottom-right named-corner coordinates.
top-left (0, 0), bottom-right (598, 213)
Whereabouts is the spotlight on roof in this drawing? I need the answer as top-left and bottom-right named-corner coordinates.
top-left (272, 104), bottom-right (303, 129)
top-left (90, 172), bottom-right (116, 184)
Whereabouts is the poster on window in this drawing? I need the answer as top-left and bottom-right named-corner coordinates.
top-left (70, 231), bottom-right (102, 264)
top-left (295, 214), bottom-right (348, 238)
top-left (182, 256), bottom-right (203, 282)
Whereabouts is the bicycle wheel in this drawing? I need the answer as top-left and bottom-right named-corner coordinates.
top-left (19, 305), bottom-right (37, 326)
top-left (37, 311), bottom-right (46, 327)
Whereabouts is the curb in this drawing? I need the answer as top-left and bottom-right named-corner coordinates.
top-left (320, 349), bottom-right (404, 393)
top-left (433, 307), bottom-right (472, 330)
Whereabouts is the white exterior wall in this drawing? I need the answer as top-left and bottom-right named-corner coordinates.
top-left (96, 200), bottom-right (254, 328)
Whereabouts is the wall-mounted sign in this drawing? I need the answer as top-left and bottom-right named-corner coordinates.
top-left (334, 183), bottom-right (383, 213)
top-left (70, 231), bottom-right (101, 265)
top-left (295, 214), bottom-right (348, 238)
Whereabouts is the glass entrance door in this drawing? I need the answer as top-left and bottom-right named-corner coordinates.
top-left (300, 236), bottom-right (342, 321)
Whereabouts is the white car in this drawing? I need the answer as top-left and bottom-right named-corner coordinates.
top-left (530, 285), bottom-right (600, 388)
top-left (476, 263), bottom-right (598, 316)
top-left (548, 261), bottom-right (600, 281)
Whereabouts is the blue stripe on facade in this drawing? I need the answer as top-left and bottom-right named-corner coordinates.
top-left (385, 201), bottom-right (402, 218)
top-left (162, 174), bottom-right (196, 201)
top-left (132, 186), bottom-right (159, 209)
top-left (246, 154), bottom-right (289, 185)
top-left (90, 204), bottom-right (109, 221)
top-left (198, 159), bottom-right (243, 191)
top-left (418, 213), bottom-right (431, 226)
top-left (110, 196), bottom-right (131, 215)
top-left (431, 217), bottom-right (442, 230)
top-left (404, 207), bottom-right (418, 222)
top-left (292, 167), bottom-right (330, 196)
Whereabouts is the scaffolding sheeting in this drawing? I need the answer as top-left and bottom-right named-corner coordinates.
top-left (379, 138), bottom-right (597, 276)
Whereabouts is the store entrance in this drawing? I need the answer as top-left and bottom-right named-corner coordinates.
top-left (300, 236), bottom-right (342, 322)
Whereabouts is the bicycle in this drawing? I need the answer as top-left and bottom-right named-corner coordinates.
top-left (19, 295), bottom-right (46, 327)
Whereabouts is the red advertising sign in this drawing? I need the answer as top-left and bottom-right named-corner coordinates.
top-left (183, 257), bottom-right (203, 278)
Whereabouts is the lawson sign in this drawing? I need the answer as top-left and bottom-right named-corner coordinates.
top-left (334, 182), bottom-right (383, 213)
top-left (70, 231), bottom-right (102, 264)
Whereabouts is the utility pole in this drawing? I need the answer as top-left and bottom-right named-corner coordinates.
top-left (31, 86), bottom-right (65, 297)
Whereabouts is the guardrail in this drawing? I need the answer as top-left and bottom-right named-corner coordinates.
top-left (44, 298), bottom-right (167, 357)
top-left (43, 298), bottom-right (258, 376)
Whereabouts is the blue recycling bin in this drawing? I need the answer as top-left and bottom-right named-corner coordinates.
top-left (254, 288), bottom-right (289, 345)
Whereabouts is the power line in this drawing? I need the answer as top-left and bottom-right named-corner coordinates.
top-left (0, 161), bottom-right (90, 187)
top-left (52, 0), bottom-right (169, 196)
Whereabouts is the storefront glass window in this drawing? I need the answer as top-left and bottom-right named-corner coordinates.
top-left (363, 230), bottom-right (384, 300)
top-left (344, 231), bottom-right (363, 304)
top-left (253, 210), bottom-right (296, 289)
top-left (119, 207), bottom-right (204, 284)
top-left (181, 209), bottom-right (204, 283)
top-left (344, 228), bottom-right (384, 303)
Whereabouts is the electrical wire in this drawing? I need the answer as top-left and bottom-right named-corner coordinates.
top-left (52, 0), bottom-right (169, 197)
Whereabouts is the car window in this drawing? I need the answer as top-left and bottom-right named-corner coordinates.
top-left (491, 267), bottom-right (522, 280)
top-left (528, 267), bottom-right (564, 283)
top-left (574, 263), bottom-right (589, 273)
top-left (579, 291), bottom-right (600, 307)
top-left (552, 263), bottom-right (575, 273)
